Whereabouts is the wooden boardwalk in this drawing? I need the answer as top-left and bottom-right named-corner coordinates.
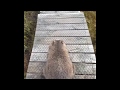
top-left (25, 11), bottom-right (96, 79)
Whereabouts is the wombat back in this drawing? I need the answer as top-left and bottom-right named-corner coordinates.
top-left (43, 40), bottom-right (75, 79)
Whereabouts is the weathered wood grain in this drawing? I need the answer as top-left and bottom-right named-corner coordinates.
top-left (36, 23), bottom-right (88, 30)
top-left (32, 44), bottom-right (94, 53)
top-left (30, 53), bottom-right (96, 63)
top-left (27, 61), bottom-right (96, 75)
top-left (37, 18), bottom-right (86, 24)
top-left (74, 75), bottom-right (96, 79)
top-left (40, 11), bottom-right (81, 14)
top-left (25, 73), bottom-right (43, 79)
top-left (35, 30), bottom-right (90, 37)
top-left (75, 63), bottom-right (96, 74)
top-left (33, 37), bottom-right (92, 45)
top-left (38, 13), bottom-right (84, 18)
top-left (25, 73), bottom-right (96, 79)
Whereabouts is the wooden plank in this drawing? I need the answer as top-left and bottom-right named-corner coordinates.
top-left (93, 64), bottom-right (96, 74)
top-left (74, 75), bottom-right (96, 79)
top-left (75, 63), bottom-right (96, 74)
top-left (26, 73), bottom-right (43, 79)
top-left (27, 61), bottom-right (96, 75)
top-left (71, 53), bottom-right (96, 63)
top-left (30, 53), bottom-right (96, 63)
top-left (40, 11), bottom-right (80, 14)
top-left (38, 13), bottom-right (84, 18)
top-left (37, 18), bottom-right (86, 24)
top-left (25, 73), bottom-right (96, 79)
top-left (35, 30), bottom-right (90, 37)
top-left (27, 62), bottom-right (44, 74)
top-left (33, 37), bottom-right (92, 45)
top-left (36, 24), bottom-right (88, 30)
top-left (32, 44), bottom-right (94, 53)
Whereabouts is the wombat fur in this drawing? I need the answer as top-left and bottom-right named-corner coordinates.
top-left (43, 40), bottom-right (75, 79)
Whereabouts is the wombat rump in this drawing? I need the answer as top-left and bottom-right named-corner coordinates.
top-left (43, 40), bottom-right (75, 79)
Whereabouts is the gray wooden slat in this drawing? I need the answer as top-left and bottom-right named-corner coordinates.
top-left (36, 24), bottom-right (88, 30)
top-left (30, 53), bottom-right (96, 63)
top-left (71, 53), bottom-right (96, 63)
top-left (25, 73), bottom-right (96, 79)
top-left (32, 44), bottom-right (94, 53)
top-left (27, 62), bottom-right (44, 73)
top-left (74, 75), bottom-right (96, 79)
top-left (26, 73), bottom-right (41, 79)
top-left (38, 13), bottom-right (84, 18)
top-left (40, 11), bottom-right (80, 14)
top-left (75, 63), bottom-right (96, 74)
top-left (26, 73), bottom-right (43, 79)
top-left (27, 61), bottom-right (96, 75)
top-left (35, 30), bottom-right (90, 37)
top-left (33, 37), bottom-right (92, 45)
top-left (93, 64), bottom-right (96, 74)
top-left (37, 18), bottom-right (86, 24)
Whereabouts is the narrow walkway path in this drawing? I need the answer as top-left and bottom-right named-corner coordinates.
top-left (26, 11), bottom-right (96, 79)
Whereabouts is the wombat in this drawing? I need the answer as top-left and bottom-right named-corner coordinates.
top-left (43, 40), bottom-right (75, 79)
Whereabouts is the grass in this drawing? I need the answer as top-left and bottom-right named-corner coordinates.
top-left (83, 11), bottom-right (96, 55)
top-left (24, 11), bottom-right (96, 78)
top-left (24, 11), bottom-right (39, 78)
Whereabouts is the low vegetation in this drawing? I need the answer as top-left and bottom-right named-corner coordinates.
top-left (83, 11), bottom-right (96, 55)
top-left (24, 11), bottom-right (39, 78)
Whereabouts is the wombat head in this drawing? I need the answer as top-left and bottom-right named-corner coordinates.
top-left (51, 40), bottom-right (67, 49)
top-left (47, 40), bottom-right (70, 59)
top-left (49, 40), bottom-right (68, 53)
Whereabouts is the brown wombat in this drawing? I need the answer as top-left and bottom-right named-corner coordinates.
top-left (43, 40), bottom-right (75, 79)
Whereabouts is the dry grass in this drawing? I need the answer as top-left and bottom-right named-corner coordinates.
top-left (24, 11), bottom-right (39, 78)
top-left (82, 11), bottom-right (96, 55)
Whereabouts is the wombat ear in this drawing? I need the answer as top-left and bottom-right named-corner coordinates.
top-left (61, 40), bottom-right (64, 44)
top-left (52, 40), bottom-right (55, 45)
